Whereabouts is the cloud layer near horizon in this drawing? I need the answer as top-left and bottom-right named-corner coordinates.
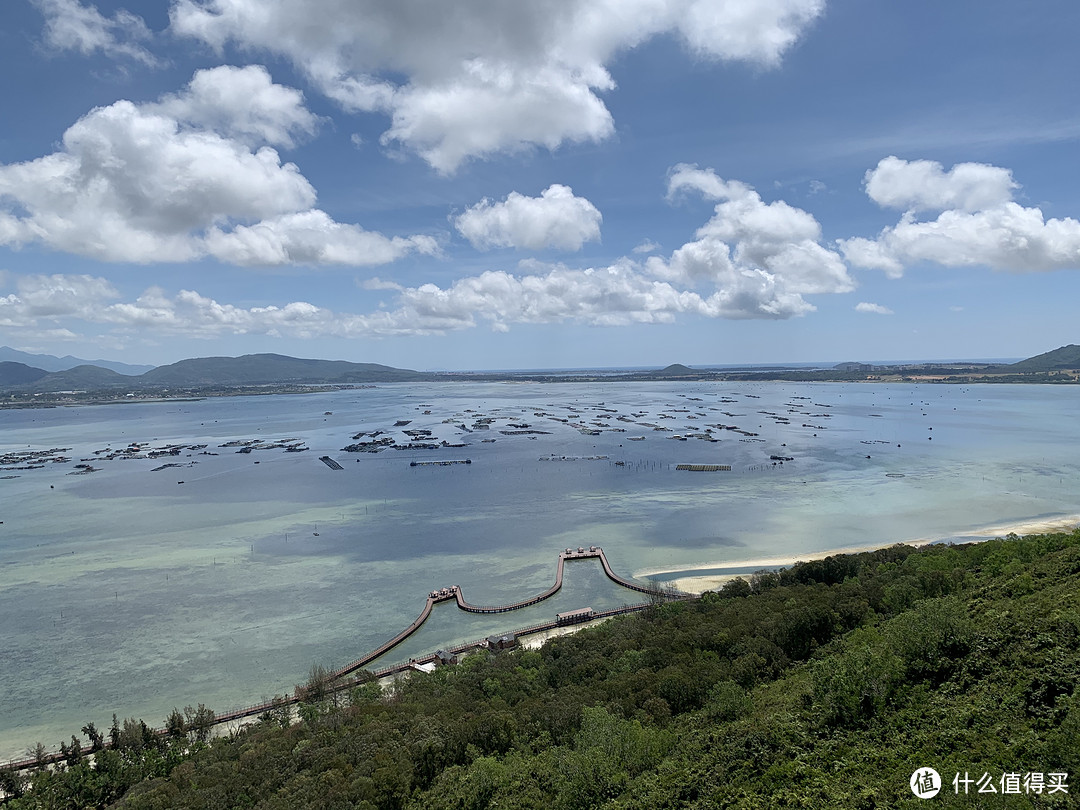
top-left (6, 150), bottom-right (1080, 348)
top-left (2, 167), bottom-right (861, 343)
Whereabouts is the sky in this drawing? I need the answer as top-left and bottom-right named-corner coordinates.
top-left (1, 0), bottom-right (1079, 371)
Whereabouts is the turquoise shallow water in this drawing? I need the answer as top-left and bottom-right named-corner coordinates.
top-left (1, 381), bottom-right (1078, 759)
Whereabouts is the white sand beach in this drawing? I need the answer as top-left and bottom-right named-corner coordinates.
top-left (647, 514), bottom-right (1080, 595)
top-left (519, 617), bottom-right (616, 649)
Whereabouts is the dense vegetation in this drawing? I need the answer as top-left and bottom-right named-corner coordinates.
top-left (4, 530), bottom-right (1078, 808)
top-left (1006, 345), bottom-right (1080, 373)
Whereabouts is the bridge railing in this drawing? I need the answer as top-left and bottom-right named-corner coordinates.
top-left (1, 549), bottom-right (690, 773)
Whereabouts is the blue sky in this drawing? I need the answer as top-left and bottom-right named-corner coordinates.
top-left (1, 0), bottom-right (1078, 370)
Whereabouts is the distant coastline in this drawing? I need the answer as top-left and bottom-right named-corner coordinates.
top-left (4, 358), bottom-right (1080, 411)
top-left (2, 344), bottom-right (1078, 409)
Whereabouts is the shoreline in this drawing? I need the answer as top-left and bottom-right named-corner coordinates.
top-left (5, 374), bottom-right (1078, 410)
top-left (5, 516), bottom-right (1079, 764)
top-left (643, 514), bottom-right (1080, 595)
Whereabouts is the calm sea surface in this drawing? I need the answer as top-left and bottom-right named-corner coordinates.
top-left (1, 381), bottom-right (1078, 759)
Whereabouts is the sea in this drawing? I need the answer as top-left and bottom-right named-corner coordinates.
top-left (1, 380), bottom-right (1078, 760)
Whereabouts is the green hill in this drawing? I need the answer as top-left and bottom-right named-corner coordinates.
top-left (1006, 344), bottom-right (1080, 372)
top-left (652, 363), bottom-right (696, 377)
top-left (0, 362), bottom-right (49, 387)
top-left (137, 353), bottom-right (428, 387)
top-left (24, 364), bottom-right (132, 392)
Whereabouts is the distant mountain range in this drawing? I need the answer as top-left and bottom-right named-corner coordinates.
top-left (0, 352), bottom-right (430, 393)
top-left (0, 345), bottom-right (1077, 398)
top-left (0, 346), bottom-right (154, 375)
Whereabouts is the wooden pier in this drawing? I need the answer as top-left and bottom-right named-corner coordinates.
top-left (43, 599), bottom-right (653, 775)
top-left (330, 546), bottom-right (669, 679)
top-left (0, 549), bottom-right (689, 775)
top-left (226, 602), bottom-right (655, 736)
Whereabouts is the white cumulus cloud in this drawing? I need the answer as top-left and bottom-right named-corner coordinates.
top-left (2, 166), bottom-right (865, 344)
top-left (169, 0), bottom-right (824, 172)
top-left (652, 164), bottom-right (855, 316)
top-left (841, 157), bottom-right (1080, 275)
top-left (454, 185), bottom-right (602, 251)
top-left (35, 0), bottom-right (158, 65)
top-left (153, 65), bottom-right (321, 149)
top-left (205, 210), bottom-right (439, 267)
top-left (377, 168), bottom-right (857, 330)
top-left (864, 156), bottom-right (1017, 213)
top-left (390, 262), bottom-right (707, 331)
top-left (855, 302), bottom-right (893, 315)
top-left (0, 67), bottom-right (433, 267)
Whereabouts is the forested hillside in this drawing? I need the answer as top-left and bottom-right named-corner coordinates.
top-left (4, 531), bottom-right (1078, 808)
